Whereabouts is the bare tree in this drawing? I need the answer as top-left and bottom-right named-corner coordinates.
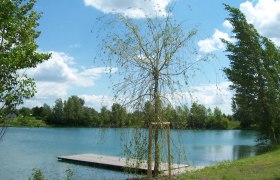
top-left (99, 13), bottom-right (203, 177)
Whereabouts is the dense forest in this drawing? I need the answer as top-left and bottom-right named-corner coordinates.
top-left (2, 95), bottom-right (240, 129)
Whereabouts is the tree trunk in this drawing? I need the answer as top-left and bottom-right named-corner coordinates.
top-left (270, 126), bottom-right (278, 145)
top-left (153, 68), bottom-right (160, 176)
top-left (147, 124), bottom-right (153, 178)
top-left (154, 127), bottom-right (160, 175)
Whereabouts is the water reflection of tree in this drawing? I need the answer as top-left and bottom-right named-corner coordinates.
top-left (232, 145), bottom-right (256, 160)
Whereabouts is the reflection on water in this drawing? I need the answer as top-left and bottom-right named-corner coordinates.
top-left (0, 128), bottom-right (259, 179)
top-left (185, 145), bottom-right (256, 165)
top-left (233, 145), bottom-right (257, 159)
top-left (169, 130), bottom-right (259, 166)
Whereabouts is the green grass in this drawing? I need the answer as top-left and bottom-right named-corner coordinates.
top-left (179, 147), bottom-right (280, 180)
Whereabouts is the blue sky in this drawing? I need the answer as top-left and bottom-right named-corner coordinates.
top-left (23, 0), bottom-right (280, 114)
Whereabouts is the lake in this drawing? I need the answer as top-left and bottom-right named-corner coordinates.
top-left (0, 128), bottom-right (259, 179)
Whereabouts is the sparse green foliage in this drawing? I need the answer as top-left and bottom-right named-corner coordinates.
top-left (28, 168), bottom-right (74, 180)
top-left (223, 4), bottom-right (280, 144)
top-left (29, 168), bottom-right (45, 180)
top-left (100, 12), bottom-right (202, 176)
top-left (65, 168), bottom-right (74, 180)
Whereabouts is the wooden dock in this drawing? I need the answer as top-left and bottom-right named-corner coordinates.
top-left (58, 154), bottom-right (189, 174)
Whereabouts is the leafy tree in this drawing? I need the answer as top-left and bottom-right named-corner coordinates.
top-left (223, 4), bottom-right (280, 144)
top-left (164, 105), bottom-right (177, 126)
top-left (63, 96), bottom-right (85, 126)
top-left (102, 12), bottom-right (201, 176)
top-left (175, 105), bottom-right (189, 128)
top-left (83, 107), bottom-right (99, 126)
top-left (232, 99), bottom-right (254, 129)
top-left (0, 0), bottom-right (50, 113)
top-left (214, 107), bottom-right (223, 129)
top-left (41, 104), bottom-right (51, 121)
top-left (51, 98), bottom-right (64, 125)
top-left (189, 102), bottom-right (207, 129)
top-left (99, 106), bottom-right (111, 127)
top-left (0, 0), bottom-right (50, 141)
top-left (32, 106), bottom-right (43, 119)
top-left (111, 103), bottom-right (127, 127)
top-left (31, 104), bottom-right (51, 120)
top-left (221, 117), bottom-right (229, 129)
top-left (128, 110), bottom-right (145, 127)
top-left (19, 107), bottom-right (32, 117)
top-left (206, 108), bottom-right (215, 129)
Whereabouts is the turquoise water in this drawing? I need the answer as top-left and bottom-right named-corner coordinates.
top-left (0, 128), bottom-right (258, 180)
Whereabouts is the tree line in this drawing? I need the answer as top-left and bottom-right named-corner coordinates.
top-left (14, 95), bottom-right (234, 129)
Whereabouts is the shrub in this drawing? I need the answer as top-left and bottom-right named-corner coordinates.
top-left (221, 117), bottom-right (230, 129)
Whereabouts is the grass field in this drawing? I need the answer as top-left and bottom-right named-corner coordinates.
top-left (178, 146), bottom-right (280, 180)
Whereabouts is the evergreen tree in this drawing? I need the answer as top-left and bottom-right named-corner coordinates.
top-left (223, 4), bottom-right (280, 144)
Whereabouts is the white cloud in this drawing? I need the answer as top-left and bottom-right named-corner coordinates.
top-left (188, 82), bottom-right (233, 114)
top-left (198, 29), bottom-right (232, 53)
top-left (223, 20), bottom-right (233, 30)
top-left (79, 94), bottom-right (114, 111)
top-left (35, 82), bottom-right (69, 100)
top-left (240, 0), bottom-right (280, 45)
top-left (199, 0), bottom-right (280, 53)
top-left (21, 99), bottom-right (43, 108)
top-left (84, 0), bottom-right (172, 18)
top-left (26, 52), bottom-right (76, 83)
top-left (165, 82), bottom-right (233, 114)
top-left (80, 67), bottom-right (118, 78)
top-left (21, 51), bottom-right (117, 107)
top-left (186, 82), bottom-right (231, 113)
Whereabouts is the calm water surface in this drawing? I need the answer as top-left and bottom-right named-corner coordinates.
top-left (0, 128), bottom-right (259, 180)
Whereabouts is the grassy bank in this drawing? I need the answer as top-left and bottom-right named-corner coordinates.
top-left (179, 147), bottom-right (280, 180)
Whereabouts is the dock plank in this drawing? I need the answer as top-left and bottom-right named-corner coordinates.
top-left (58, 154), bottom-right (188, 173)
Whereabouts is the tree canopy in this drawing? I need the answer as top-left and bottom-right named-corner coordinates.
top-left (0, 0), bottom-right (50, 113)
top-left (0, 0), bottom-right (50, 140)
top-left (223, 4), bottom-right (280, 144)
